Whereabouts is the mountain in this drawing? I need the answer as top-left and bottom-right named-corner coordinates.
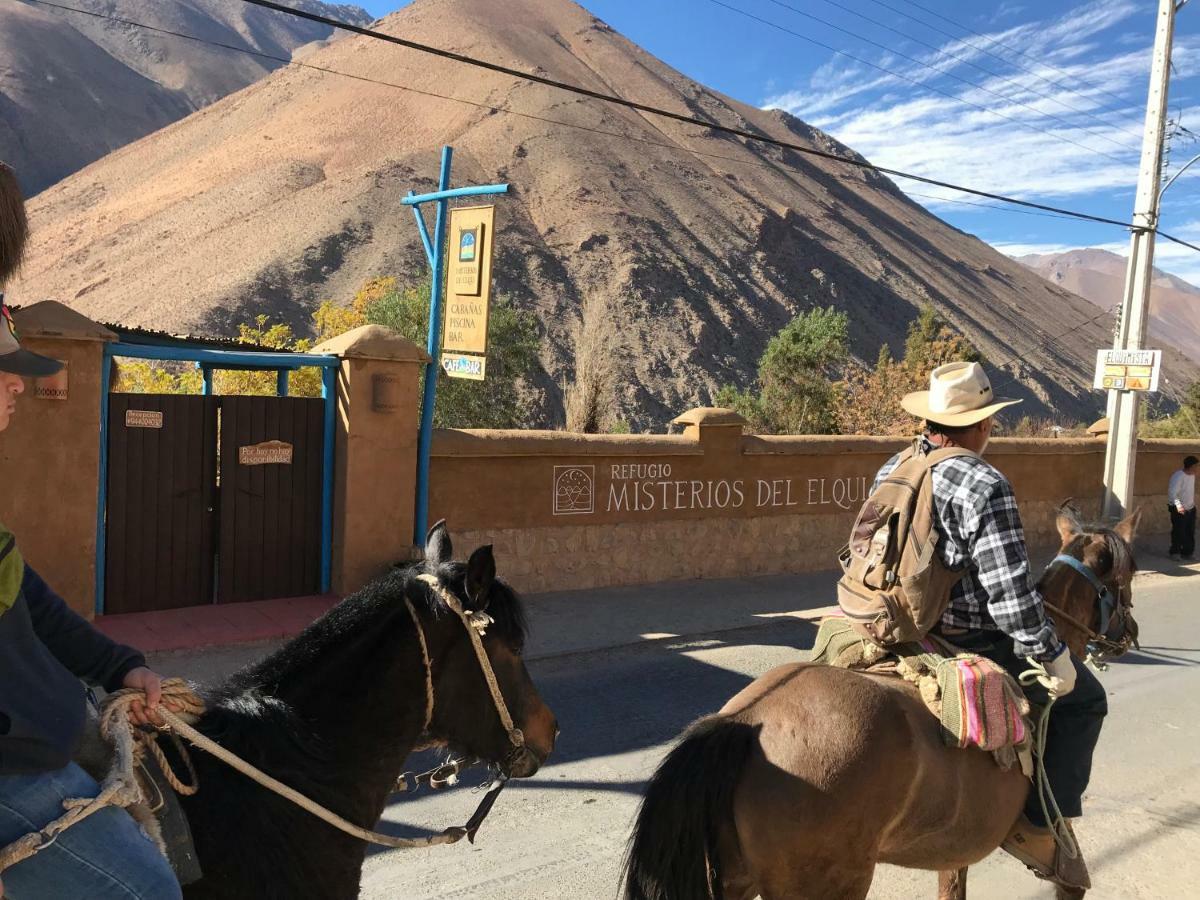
top-left (11, 0), bottom-right (1195, 428)
top-left (0, 0), bottom-right (371, 195)
top-left (1018, 248), bottom-right (1200, 363)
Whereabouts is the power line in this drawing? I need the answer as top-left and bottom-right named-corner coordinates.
top-left (26, 0), bottom-right (1200, 249)
top-left (705, 0), bottom-right (1131, 165)
top-left (771, 0), bottom-right (1145, 145)
top-left (22, 0), bottom-right (1166, 403)
top-left (898, 189), bottom-right (1092, 221)
top-left (863, 0), bottom-right (1140, 114)
top-left (988, 306), bottom-right (1117, 393)
top-left (218, 0), bottom-right (1143, 228)
top-left (26, 0), bottom-right (1134, 236)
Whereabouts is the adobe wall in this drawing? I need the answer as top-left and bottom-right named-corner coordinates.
top-left (429, 411), bottom-right (1190, 594)
top-left (0, 303), bottom-right (115, 615)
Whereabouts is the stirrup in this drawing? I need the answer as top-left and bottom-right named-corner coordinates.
top-left (1003, 821), bottom-right (1091, 891)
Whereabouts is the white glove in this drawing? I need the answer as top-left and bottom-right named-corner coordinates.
top-left (1026, 644), bottom-right (1077, 697)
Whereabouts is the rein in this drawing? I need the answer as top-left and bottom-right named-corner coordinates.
top-left (0, 577), bottom-right (529, 874)
top-left (1042, 553), bottom-right (1134, 665)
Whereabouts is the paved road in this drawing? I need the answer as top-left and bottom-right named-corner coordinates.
top-left (353, 570), bottom-right (1200, 900)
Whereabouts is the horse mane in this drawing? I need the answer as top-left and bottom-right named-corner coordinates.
top-left (215, 561), bottom-right (529, 699)
top-left (0, 162), bottom-right (29, 283)
top-left (188, 562), bottom-right (528, 794)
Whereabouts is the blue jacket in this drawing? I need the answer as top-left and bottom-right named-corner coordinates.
top-left (0, 565), bottom-right (145, 774)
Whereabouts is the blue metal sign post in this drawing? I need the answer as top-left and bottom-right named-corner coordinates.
top-left (402, 146), bottom-right (508, 545)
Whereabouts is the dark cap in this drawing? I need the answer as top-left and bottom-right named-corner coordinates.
top-left (0, 298), bottom-right (63, 377)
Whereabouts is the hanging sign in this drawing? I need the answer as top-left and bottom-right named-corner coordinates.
top-left (442, 205), bottom-right (496, 370)
top-left (239, 440), bottom-right (294, 466)
top-left (441, 353), bottom-right (486, 381)
top-left (1093, 349), bottom-right (1162, 392)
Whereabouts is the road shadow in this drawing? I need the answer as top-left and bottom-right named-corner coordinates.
top-left (371, 616), bottom-right (818, 853)
top-left (1116, 647), bottom-right (1200, 667)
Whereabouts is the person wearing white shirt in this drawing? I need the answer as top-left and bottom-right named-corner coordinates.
top-left (1167, 455), bottom-right (1198, 561)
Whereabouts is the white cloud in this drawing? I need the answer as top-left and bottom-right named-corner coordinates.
top-left (759, 2), bottom-right (1200, 203)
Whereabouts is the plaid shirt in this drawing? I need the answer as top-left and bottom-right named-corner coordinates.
top-left (874, 438), bottom-right (1062, 659)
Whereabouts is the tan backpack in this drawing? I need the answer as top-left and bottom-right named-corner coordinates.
top-left (836, 441), bottom-right (975, 647)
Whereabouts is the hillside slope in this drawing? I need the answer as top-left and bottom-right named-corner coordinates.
top-left (13, 0), bottom-right (1186, 427)
top-left (0, 0), bottom-right (370, 194)
top-left (1019, 248), bottom-right (1200, 364)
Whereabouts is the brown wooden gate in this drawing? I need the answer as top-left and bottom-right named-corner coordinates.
top-left (217, 396), bottom-right (324, 604)
top-left (105, 394), bottom-right (217, 615)
top-left (105, 393), bottom-right (324, 612)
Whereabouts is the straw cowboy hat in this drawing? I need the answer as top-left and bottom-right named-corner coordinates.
top-left (901, 361), bottom-right (1020, 427)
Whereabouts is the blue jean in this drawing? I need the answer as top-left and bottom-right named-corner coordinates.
top-left (0, 762), bottom-right (180, 899)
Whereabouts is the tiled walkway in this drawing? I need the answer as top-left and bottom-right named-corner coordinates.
top-left (95, 594), bottom-right (340, 652)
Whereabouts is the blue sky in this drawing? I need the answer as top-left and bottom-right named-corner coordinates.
top-left (358, 0), bottom-right (1200, 283)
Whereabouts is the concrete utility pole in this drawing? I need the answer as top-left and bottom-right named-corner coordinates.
top-left (1101, 0), bottom-right (1182, 519)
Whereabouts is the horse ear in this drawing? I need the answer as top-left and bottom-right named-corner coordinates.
top-left (465, 545), bottom-right (496, 610)
top-left (1056, 501), bottom-right (1082, 547)
top-left (425, 519), bottom-right (452, 566)
top-left (1114, 507), bottom-right (1142, 544)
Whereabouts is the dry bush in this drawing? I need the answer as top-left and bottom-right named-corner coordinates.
top-left (565, 298), bottom-right (624, 433)
top-left (1001, 416), bottom-right (1086, 438)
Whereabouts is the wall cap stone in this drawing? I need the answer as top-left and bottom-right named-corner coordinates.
top-left (313, 324), bottom-right (430, 362)
top-left (12, 300), bottom-right (116, 343)
top-left (432, 429), bottom-right (701, 458)
top-left (744, 435), bottom-right (910, 456)
top-left (671, 407), bottom-right (747, 427)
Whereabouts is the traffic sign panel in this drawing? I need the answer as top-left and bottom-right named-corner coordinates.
top-left (1094, 349), bottom-right (1162, 392)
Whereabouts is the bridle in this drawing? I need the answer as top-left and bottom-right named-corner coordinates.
top-left (394, 573), bottom-right (530, 841)
top-left (1043, 546), bottom-right (1137, 664)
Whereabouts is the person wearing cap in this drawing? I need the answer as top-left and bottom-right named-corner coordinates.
top-left (0, 161), bottom-right (181, 897)
top-left (871, 360), bottom-right (1102, 891)
top-left (1167, 455), bottom-right (1197, 561)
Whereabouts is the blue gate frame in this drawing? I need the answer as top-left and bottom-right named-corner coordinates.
top-left (96, 342), bottom-right (340, 615)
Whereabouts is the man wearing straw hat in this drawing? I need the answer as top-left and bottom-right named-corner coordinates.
top-left (0, 162), bottom-right (180, 897)
top-left (872, 361), bottom-right (1104, 890)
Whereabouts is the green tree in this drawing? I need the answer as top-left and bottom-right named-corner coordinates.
top-left (717, 306), bottom-right (849, 434)
top-left (363, 277), bottom-right (542, 428)
top-left (1144, 383), bottom-right (1200, 437)
top-left (903, 304), bottom-right (981, 377)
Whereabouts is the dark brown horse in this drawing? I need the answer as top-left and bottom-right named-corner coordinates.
top-left (177, 522), bottom-right (558, 899)
top-left (624, 508), bottom-right (1139, 900)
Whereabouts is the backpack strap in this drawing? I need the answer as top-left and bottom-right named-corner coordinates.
top-left (922, 446), bottom-right (980, 468)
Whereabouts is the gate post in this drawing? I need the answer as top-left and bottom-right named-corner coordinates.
top-left (1, 302), bottom-right (116, 618)
top-left (312, 325), bottom-right (429, 595)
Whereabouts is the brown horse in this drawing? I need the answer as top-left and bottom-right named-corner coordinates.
top-left (623, 507), bottom-right (1140, 900)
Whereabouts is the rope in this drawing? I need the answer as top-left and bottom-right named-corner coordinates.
top-left (1, 582), bottom-right (522, 875)
top-left (152, 706), bottom-right (469, 849)
top-left (1018, 668), bottom-right (1081, 861)
top-left (405, 597), bottom-right (435, 733)
top-left (0, 680), bottom-right (202, 874)
top-left (414, 575), bottom-right (523, 750)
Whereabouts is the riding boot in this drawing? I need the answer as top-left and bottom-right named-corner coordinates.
top-left (1001, 816), bottom-right (1091, 891)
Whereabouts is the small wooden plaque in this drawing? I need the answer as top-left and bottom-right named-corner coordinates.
top-left (125, 409), bottom-right (163, 429)
top-left (239, 440), bottom-right (294, 466)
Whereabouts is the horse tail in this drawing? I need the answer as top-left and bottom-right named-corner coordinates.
top-left (623, 715), bottom-right (757, 900)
